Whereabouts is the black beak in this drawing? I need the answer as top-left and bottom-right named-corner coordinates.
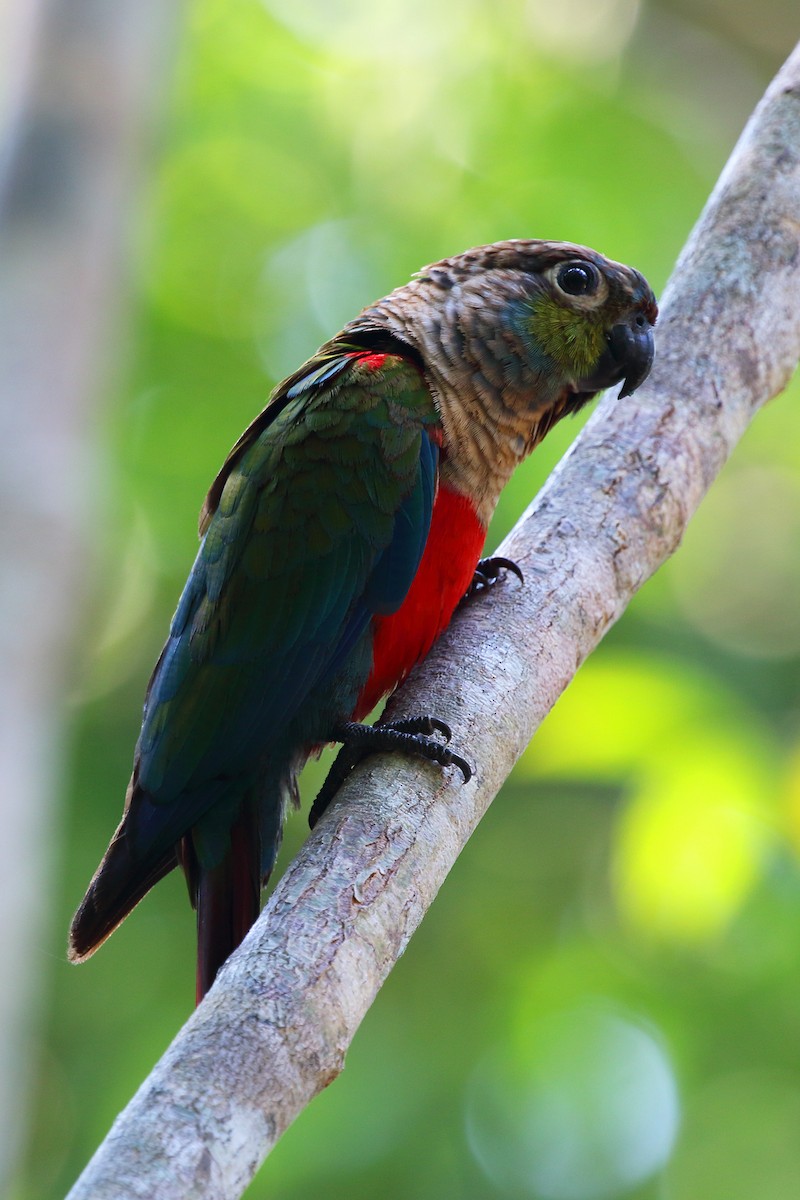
top-left (611, 318), bottom-right (656, 397)
top-left (576, 316), bottom-right (655, 399)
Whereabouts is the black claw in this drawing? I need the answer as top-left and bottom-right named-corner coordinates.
top-left (309, 716), bottom-right (472, 829)
top-left (464, 555), bottom-right (524, 600)
top-left (490, 556), bottom-right (525, 585)
top-left (380, 714), bottom-right (452, 742)
top-left (436, 748), bottom-right (472, 783)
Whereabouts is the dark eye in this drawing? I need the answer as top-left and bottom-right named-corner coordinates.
top-left (556, 262), bottom-right (599, 297)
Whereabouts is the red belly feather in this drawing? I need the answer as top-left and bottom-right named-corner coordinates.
top-left (353, 484), bottom-right (486, 720)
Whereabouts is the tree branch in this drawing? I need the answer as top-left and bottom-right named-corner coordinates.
top-left (67, 42), bottom-right (800, 1200)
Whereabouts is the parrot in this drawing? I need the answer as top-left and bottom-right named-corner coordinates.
top-left (69, 239), bottom-right (657, 1002)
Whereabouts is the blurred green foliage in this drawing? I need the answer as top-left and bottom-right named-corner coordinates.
top-left (19, 1), bottom-right (800, 1197)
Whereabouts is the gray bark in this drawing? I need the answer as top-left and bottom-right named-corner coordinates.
top-left (0, 0), bottom-right (178, 1189)
top-left (66, 41), bottom-right (800, 1200)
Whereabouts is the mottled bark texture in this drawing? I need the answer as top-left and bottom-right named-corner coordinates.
top-left (67, 42), bottom-right (800, 1200)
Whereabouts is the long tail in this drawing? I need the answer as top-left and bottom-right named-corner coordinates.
top-left (180, 803), bottom-right (262, 1004)
top-left (68, 818), bottom-right (177, 963)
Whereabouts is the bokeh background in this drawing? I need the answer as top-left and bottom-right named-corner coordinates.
top-left (6, 1), bottom-right (800, 1197)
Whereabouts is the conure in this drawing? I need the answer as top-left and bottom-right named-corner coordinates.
top-left (69, 239), bottom-right (657, 1001)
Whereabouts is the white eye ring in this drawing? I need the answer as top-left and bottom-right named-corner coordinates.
top-left (556, 261), bottom-right (600, 297)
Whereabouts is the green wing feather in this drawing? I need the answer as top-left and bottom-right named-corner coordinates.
top-left (70, 348), bottom-right (442, 965)
top-left (131, 350), bottom-right (440, 850)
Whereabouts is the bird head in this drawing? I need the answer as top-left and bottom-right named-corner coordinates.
top-left (512, 242), bottom-right (657, 403)
top-left (403, 238), bottom-right (657, 409)
top-left (351, 239), bottom-right (657, 520)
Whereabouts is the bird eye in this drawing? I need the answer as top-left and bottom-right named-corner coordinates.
top-left (556, 262), bottom-right (599, 297)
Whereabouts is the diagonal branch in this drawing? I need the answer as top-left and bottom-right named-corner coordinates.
top-left (67, 42), bottom-right (800, 1200)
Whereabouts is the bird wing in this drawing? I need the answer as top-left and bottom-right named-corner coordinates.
top-left (128, 349), bottom-right (440, 848)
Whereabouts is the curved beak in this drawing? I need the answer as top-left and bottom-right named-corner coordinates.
top-left (611, 318), bottom-right (656, 397)
top-left (577, 315), bottom-right (655, 399)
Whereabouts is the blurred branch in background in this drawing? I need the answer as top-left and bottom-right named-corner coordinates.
top-left (65, 39), bottom-right (800, 1200)
top-left (0, 0), bottom-right (178, 1190)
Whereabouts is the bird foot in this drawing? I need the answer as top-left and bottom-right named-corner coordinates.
top-left (463, 555), bottom-right (524, 601)
top-left (309, 716), bottom-right (472, 829)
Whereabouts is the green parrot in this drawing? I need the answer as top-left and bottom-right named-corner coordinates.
top-left (70, 239), bottom-right (657, 1001)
